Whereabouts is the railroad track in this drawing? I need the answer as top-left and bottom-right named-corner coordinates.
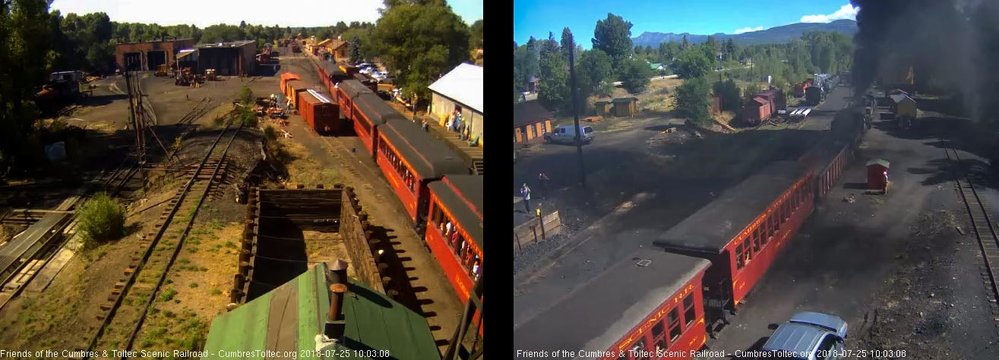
top-left (945, 148), bottom-right (999, 325)
top-left (80, 123), bottom-right (241, 357)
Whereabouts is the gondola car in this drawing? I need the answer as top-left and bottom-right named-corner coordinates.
top-left (425, 175), bottom-right (482, 303)
top-left (336, 79), bottom-right (374, 129)
top-left (353, 92), bottom-right (406, 157)
top-left (653, 161), bottom-right (814, 331)
top-left (375, 119), bottom-right (466, 227)
top-left (515, 250), bottom-right (712, 360)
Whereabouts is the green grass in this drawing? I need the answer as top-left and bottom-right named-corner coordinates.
top-left (160, 288), bottom-right (178, 302)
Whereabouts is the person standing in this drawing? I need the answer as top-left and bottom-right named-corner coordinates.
top-left (883, 170), bottom-right (889, 194)
top-left (520, 183), bottom-right (531, 213)
top-left (537, 172), bottom-right (551, 199)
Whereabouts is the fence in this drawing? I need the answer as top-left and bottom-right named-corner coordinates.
top-left (513, 211), bottom-right (562, 254)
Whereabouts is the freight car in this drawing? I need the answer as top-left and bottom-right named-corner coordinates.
top-left (516, 122), bottom-right (864, 359)
top-left (298, 89), bottom-right (339, 135)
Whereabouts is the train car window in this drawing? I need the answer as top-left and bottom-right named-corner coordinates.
top-left (743, 238), bottom-right (752, 263)
top-left (668, 308), bottom-right (682, 341)
top-left (758, 225), bottom-right (767, 246)
top-left (735, 244), bottom-right (745, 269)
top-left (752, 230), bottom-right (761, 253)
top-left (651, 321), bottom-right (664, 338)
top-left (683, 294), bottom-right (695, 327)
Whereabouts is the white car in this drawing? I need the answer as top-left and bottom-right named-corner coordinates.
top-left (371, 71), bottom-right (387, 80)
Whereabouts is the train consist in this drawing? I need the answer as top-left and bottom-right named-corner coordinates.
top-left (515, 107), bottom-right (867, 360)
top-left (278, 58), bottom-right (482, 310)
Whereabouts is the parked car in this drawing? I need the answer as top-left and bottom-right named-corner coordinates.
top-left (359, 67), bottom-right (374, 75)
top-left (761, 312), bottom-right (848, 360)
top-left (544, 124), bottom-right (594, 145)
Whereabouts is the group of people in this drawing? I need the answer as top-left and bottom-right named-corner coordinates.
top-left (446, 108), bottom-right (472, 141)
top-left (381, 143), bottom-right (416, 192)
top-left (439, 219), bottom-right (481, 282)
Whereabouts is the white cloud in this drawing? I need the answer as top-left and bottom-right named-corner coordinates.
top-left (734, 26), bottom-right (764, 34)
top-left (800, 3), bottom-right (859, 23)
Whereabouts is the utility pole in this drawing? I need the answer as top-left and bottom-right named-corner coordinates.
top-left (568, 40), bottom-right (586, 187)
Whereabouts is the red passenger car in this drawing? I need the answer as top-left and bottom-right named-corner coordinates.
top-left (298, 89), bottom-right (340, 135)
top-left (654, 161), bottom-right (814, 327)
top-left (375, 119), bottom-right (466, 226)
top-left (353, 92), bottom-right (406, 158)
top-left (515, 250), bottom-right (711, 360)
top-left (425, 175), bottom-right (482, 303)
top-left (336, 80), bottom-right (374, 127)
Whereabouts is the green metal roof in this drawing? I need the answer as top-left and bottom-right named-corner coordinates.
top-left (866, 159), bottom-right (890, 169)
top-left (202, 263), bottom-right (440, 360)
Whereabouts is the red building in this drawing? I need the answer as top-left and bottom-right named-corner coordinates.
top-left (514, 250), bottom-right (712, 360)
top-left (654, 162), bottom-right (814, 324)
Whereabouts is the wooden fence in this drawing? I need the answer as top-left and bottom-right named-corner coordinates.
top-left (513, 211), bottom-right (562, 255)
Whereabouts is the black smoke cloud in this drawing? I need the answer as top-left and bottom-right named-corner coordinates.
top-left (850, 0), bottom-right (995, 119)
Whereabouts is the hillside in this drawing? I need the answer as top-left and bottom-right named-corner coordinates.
top-left (632, 19), bottom-right (857, 47)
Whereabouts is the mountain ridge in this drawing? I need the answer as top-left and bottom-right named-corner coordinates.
top-left (632, 19), bottom-right (857, 47)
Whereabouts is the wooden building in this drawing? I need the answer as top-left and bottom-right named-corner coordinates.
top-left (513, 100), bottom-right (553, 144)
top-left (611, 96), bottom-right (638, 117)
top-left (114, 38), bottom-right (196, 72)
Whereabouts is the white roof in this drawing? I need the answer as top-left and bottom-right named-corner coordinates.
top-left (428, 63), bottom-right (483, 113)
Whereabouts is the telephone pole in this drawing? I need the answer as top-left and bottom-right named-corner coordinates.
top-left (568, 40), bottom-right (586, 187)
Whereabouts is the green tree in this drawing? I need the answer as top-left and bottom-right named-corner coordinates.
top-left (538, 46), bottom-right (569, 113)
top-left (578, 49), bottom-right (613, 94)
top-left (560, 27), bottom-right (574, 62)
top-left (619, 57), bottom-right (653, 94)
top-left (713, 78), bottom-right (741, 111)
top-left (0, 0), bottom-right (59, 174)
top-left (469, 19), bottom-right (483, 49)
top-left (592, 13), bottom-right (633, 67)
top-left (672, 47), bottom-right (712, 78)
top-left (676, 76), bottom-right (712, 126)
top-left (372, 3), bottom-right (469, 103)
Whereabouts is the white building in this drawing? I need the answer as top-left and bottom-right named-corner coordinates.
top-left (428, 63), bottom-right (484, 145)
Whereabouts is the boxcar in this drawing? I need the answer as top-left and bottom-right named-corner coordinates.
top-left (279, 72), bottom-right (300, 94)
top-left (425, 175), bottom-right (482, 304)
top-left (353, 92), bottom-right (406, 157)
top-left (298, 89), bottom-right (340, 135)
top-left (515, 250), bottom-right (711, 360)
top-left (337, 80), bottom-right (374, 126)
top-left (376, 119), bottom-right (466, 226)
top-left (284, 80), bottom-right (312, 110)
top-left (654, 161), bottom-right (814, 325)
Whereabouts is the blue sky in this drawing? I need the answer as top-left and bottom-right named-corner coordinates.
top-left (514, 0), bottom-right (857, 47)
top-left (50, 0), bottom-right (483, 28)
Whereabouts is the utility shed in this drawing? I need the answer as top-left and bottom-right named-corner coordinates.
top-left (203, 262), bottom-right (440, 360)
top-left (889, 94), bottom-right (917, 119)
top-left (197, 40), bottom-right (257, 76)
top-left (611, 96), bottom-right (638, 117)
top-left (593, 98), bottom-right (612, 116)
top-left (513, 100), bottom-right (553, 144)
top-left (429, 63), bottom-right (484, 145)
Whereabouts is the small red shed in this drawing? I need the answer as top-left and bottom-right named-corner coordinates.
top-left (866, 159), bottom-right (890, 191)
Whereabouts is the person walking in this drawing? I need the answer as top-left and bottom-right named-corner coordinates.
top-left (520, 183), bottom-right (531, 213)
top-left (537, 172), bottom-right (551, 199)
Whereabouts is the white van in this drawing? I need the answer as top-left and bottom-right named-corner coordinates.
top-left (544, 124), bottom-right (594, 145)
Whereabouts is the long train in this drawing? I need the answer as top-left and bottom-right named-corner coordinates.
top-left (515, 108), bottom-right (867, 360)
top-left (279, 57), bottom-right (483, 309)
